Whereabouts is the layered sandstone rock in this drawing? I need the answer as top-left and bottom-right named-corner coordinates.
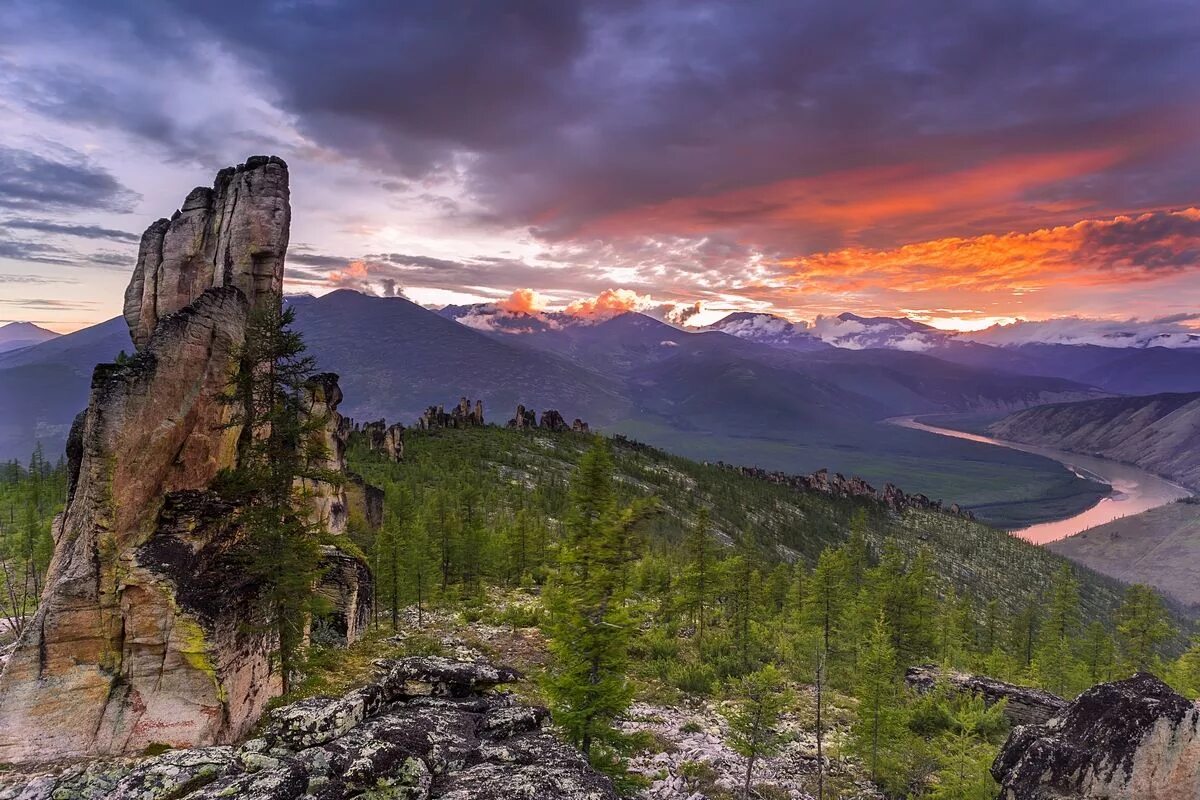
top-left (993, 672), bottom-right (1200, 799)
top-left (0, 157), bottom-right (369, 764)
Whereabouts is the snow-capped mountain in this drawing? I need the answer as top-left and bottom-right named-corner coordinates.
top-left (699, 312), bottom-right (830, 351)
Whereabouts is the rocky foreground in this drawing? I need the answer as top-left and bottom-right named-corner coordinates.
top-left (993, 672), bottom-right (1200, 799)
top-left (0, 657), bottom-right (616, 800)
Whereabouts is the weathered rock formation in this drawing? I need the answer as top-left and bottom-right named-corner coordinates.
top-left (508, 404), bottom-right (538, 430)
top-left (0, 658), bottom-right (617, 800)
top-left (718, 463), bottom-right (974, 518)
top-left (418, 397), bottom-right (485, 430)
top-left (506, 404), bottom-right (589, 433)
top-left (0, 157), bottom-right (370, 764)
top-left (993, 672), bottom-right (1200, 799)
top-left (539, 409), bottom-right (568, 432)
top-left (905, 665), bottom-right (1067, 726)
top-left (123, 155), bottom-right (290, 350)
top-left (357, 418), bottom-right (405, 461)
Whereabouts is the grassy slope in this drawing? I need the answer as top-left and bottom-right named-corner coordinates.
top-left (608, 417), bottom-right (1109, 530)
top-left (350, 426), bottom-right (1133, 627)
top-left (1048, 500), bottom-right (1200, 610)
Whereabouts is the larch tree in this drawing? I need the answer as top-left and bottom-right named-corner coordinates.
top-left (543, 439), bottom-right (649, 758)
top-left (724, 664), bottom-right (792, 800)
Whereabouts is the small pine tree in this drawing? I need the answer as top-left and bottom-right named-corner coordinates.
top-left (1115, 584), bottom-right (1176, 672)
top-left (724, 664), bottom-right (792, 799)
top-left (929, 694), bottom-right (1004, 800)
top-left (848, 612), bottom-right (909, 790)
top-left (543, 440), bottom-right (648, 757)
top-left (682, 508), bottom-right (718, 640)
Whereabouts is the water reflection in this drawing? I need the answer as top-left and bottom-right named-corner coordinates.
top-left (891, 416), bottom-right (1193, 544)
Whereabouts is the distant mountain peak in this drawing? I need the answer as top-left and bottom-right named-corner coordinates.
top-left (0, 321), bottom-right (61, 354)
top-left (702, 311), bottom-right (828, 351)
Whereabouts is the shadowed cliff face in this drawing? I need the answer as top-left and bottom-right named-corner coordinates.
top-left (0, 156), bottom-right (366, 764)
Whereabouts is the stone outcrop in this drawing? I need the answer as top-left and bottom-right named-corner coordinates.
top-left (123, 155), bottom-right (290, 350)
top-left (0, 157), bottom-right (370, 764)
top-left (718, 464), bottom-right (974, 519)
top-left (992, 672), bottom-right (1200, 799)
top-left (905, 665), bottom-right (1067, 726)
top-left (418, 397), bottom-right (485, 430)
top-left (357, 418), bottom-right (405, 461)
top-left (0, 658), bottom-right (617, 800)
top-left (506, 404), bottom-right (589, 433)
top-left (508, 404), bottom-right (538, 429)
top-left (539, 409), bottom-right (568, 432)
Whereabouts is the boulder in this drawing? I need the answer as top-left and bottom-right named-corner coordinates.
top-left (0, 658), bottom-right (616, 800)
top-left (379, 656), bottom-right (523, 699)
top-left (905, 665), bottom-right (1067, 726)
top-left (993, 672), bottom-right (1200, 799)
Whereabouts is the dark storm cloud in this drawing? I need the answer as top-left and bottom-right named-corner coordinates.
top-left (1, 219), bottom-right (139, 243)
top-left (1076, 210), bottom-right (1200, 272)
top-left (19, 0), bottom-right (1200, 250)
top-left (0, 147), bottom-right (141, 213)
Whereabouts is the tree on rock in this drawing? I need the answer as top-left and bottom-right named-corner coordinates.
top-left (224, 305), bottom-right (332, 694)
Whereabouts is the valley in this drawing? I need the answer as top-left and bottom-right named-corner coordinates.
top-left (892, 416), bottom-right (1193, 542)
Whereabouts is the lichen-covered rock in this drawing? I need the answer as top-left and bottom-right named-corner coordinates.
top-left (905, 665), bottom-right (1067, 726)
top-left (379, 656), bottom-right (523, 699)
top-left (992, 672), bottom-right (1200, 799)
top-left (0, 288), bottom-right (260, 762)
top-left (0, 658), bottom-right (615, 800)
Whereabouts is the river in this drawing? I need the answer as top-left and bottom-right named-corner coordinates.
top-left (890, 416), bottom-right (1193, 544)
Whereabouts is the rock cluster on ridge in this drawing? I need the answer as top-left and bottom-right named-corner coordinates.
top-left (718, 463), bottom-right (975, 518)
top-left (0, 157), bottom-right (371, 764)
top-left (0, 658), bottom-right (617, 800)
top-left (992, 672), bottom-right (1200, 798)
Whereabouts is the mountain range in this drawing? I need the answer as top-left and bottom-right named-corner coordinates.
top-left (1, 290), bottom-right (1137, 527)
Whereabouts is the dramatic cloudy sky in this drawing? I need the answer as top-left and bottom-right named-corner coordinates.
top-left (1, 0), bottom-right (1198, 332)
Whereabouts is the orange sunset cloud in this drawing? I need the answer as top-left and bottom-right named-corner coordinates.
top-left (779, 208), bottom-right (1200, 296)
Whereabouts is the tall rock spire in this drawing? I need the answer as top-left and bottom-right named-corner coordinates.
top-left (0, 157), bottom-right (368, 764)
top-left (123, 155), bottom-right (290, 349)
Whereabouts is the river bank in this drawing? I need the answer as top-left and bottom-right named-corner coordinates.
top-left (889, 416), bottom-right (1193, 544)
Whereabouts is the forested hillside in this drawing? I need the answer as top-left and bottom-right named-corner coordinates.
top-left (338, 425), bottom-right (1199, 796)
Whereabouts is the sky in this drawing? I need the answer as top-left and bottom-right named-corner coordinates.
top-left (0, 1), bottom-right (1198, 334)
